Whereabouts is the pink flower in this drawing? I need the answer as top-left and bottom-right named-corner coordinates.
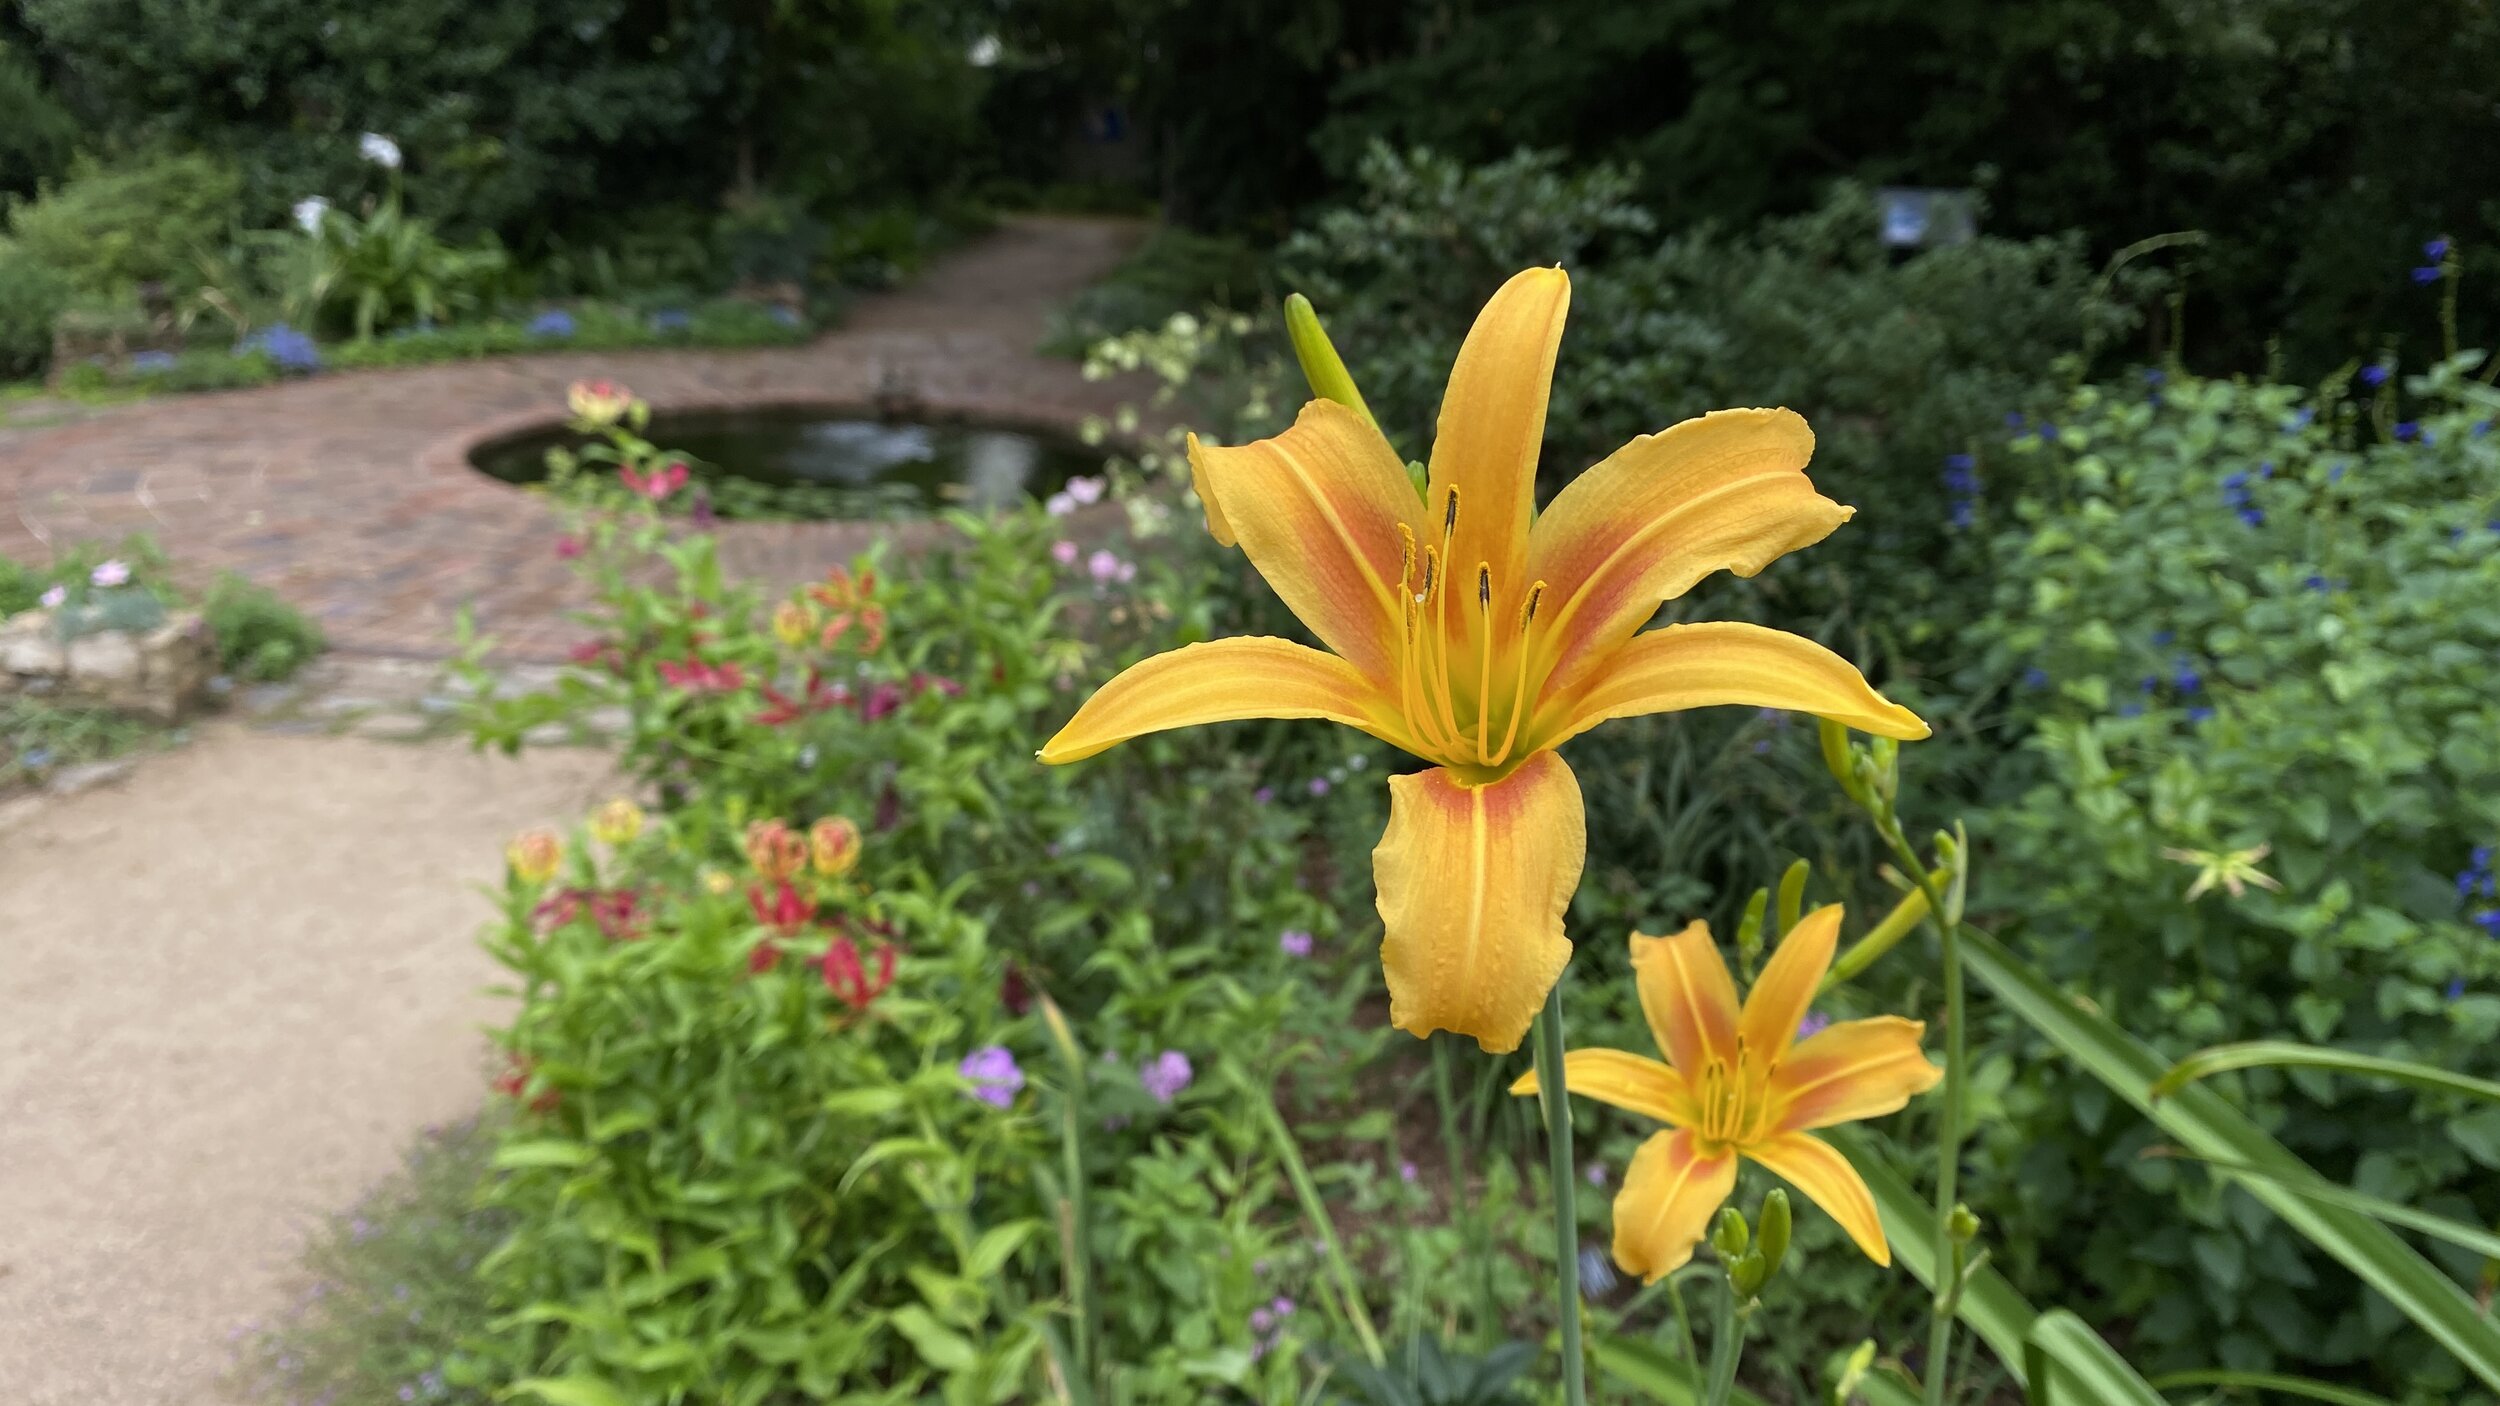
top-left (1051, 539), bottom-right (1080, 566)
top-left (38, 584), bottom-right (65, 609)
top-left (1045, 492), bottom-right (1077, 517)
top-left (618, 461), bottom-right (690, 502)
top-left (90, 559), bottom-right (130, 587)
top-left (1064, 476), bottom-right (1105, 506)
top-left (656, 657), bottom-right (745, 693)
top-left (1087, 549), bottom-right (1123, 583)
top-left (554, 535), bottom-right (584, 560)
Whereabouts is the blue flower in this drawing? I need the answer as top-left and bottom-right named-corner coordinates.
top-left (2287, 408), bottom-right (2316, 430)
top-left (2412, 266), bottom-right (2443, 285)
top-left (2117, 702), bottom-right (2144, 718)
top-left (131, 350), bottom-right (177, 373)
top-left (1949, 501), bottom-right (1976, 530)
top-left (2303, 574), bottom-right (2330, 592)
top-left (770, 305), bottom-right (803, 328)
top-left (236, 323), bottom-right (321, 373)
top-left (2021, 666), bottom-right (2050, 690)
top-left (2174, 665), bottom-right (2202, 693)
top-left (2187, 706), bottom-right (2216, 724)
top-left (2143, 368), bottom-right (2166, 386)
top-left (2239, 507), bottom-right (2265, 527)
top-left (2152, 629), bottom-right (2175, 646)
top-left (2451, 978), bottom-right (2469, 1001)
top-left (2359, 364), bottom-right (2390, 387)
top-left (527, 309), bottom-right (577, 339)
top-left (2477, 911), bottom-right (2500, 939)
top-left (2329, 463), bottom-right (2346, 482)
top-left (2039, 422), bottom-right (2060, 442)
top-left (2394, 421), bottom-right (2421, 442)
top-left (2004, 411), bottom-right (2026, 429)
top-left (2426, 238), bottom-right (2452, 260)
top-left (2222, 471), bottom-right (2249, 490)
top-left (2257, 460), bottom-right (2275, 478)
top-left (2141, 674), bottom-right (2160, 694)
top-left (650, 307), bottom-right (692, 332)
top-left (2475, 420), bottom-right (2492, 437)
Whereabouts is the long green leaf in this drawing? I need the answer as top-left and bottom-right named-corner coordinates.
top-left (2024, 1310), bottom-right (2166, 1406)
top-left (1589, 1333), bottom-right (1772, 1406)
top-left (1828, 1128), bottom-right (2038, 1389)
top-left (2141, 1151), bottom-right (2500, 1260)
top-left (502, 1377), bottom-right (629, 1406)
top-left (2152, 1040), bottom-right (2500, 1105)
top-left (1961, 926), bottom-right (2500, 1392)
top-left (2146, 1368), bottom-right (2399, 1406)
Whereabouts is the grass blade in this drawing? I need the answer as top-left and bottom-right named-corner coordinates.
top-left (2146, 1368), bottom-right (2399, 1406)
top-left (2023, 1310), bottom-right (2166, 1406)
top-left (2152, 1040), bottom-right (2500, 1105)
top-left (2140, 1149), bottom-right (2500, 1260)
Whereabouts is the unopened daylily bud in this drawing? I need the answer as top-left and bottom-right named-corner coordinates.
top-left (589, 797), bottom-right (644, 846)
top-left (1776, 859), bottom-right (1810, 938)
top-left (1818, 719), bottom-right (1866, 806)
top-left (1283, 293), bottom-right (1377, 430)
top-left (810, 815), bottom-right (862, 876)
top-left (1711, 1206), bottom-right (1749, 1260)
top-left (1736, 888), bottom-right (1768, 978)
top-left (1755, 1189), bottom-right (1791, 1280)
top-left (506, 829), bottom-right (562, 885)
top-left (1869, 736), bottom-right (1900, 804)
top-left (1949, 1203), bottom-right (1981, 1245)
top-left (1830, 1341), bottom-right (1878, 1405)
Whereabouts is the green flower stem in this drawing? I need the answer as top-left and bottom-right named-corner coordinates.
top-left (1251, 1080), bottom-right (1386, 1367)
top-left (1700, 1275), bottom-right (1746, 1406)
top-left (1871, 818), bottom-right (1967, 1406)
top-left (1534, 981), bottom-right (1588, 1406)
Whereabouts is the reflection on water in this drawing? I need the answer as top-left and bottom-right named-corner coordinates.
top-left (470, 408), bottom-right (1103, 518)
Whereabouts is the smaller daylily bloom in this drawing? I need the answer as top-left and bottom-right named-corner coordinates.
top-left (506, 829), bottom-right (563, 885)
top-left (1511, 909), bottom-right (1941, 1280)
top-left (822, 935), bottom-right (897, 1013)
top-left (810, 816), bottom-right (862, 876)
top-left (2160, 842), bottom-right (2285, 901)
top-left (745, 820), bottom-right (809, 883)
top-left (589, 797), bottom-right (644, 846)
top-left (566, 379), bottom-right (635, 427)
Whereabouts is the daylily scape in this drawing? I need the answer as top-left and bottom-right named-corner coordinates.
top-left (1041, 267), bottom-right (1928, 1052)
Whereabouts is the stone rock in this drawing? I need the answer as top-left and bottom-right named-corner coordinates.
top-left (353, 712), bottom-right (433, 741)
top-left (3, 608), bottom-right (218, 722)
top-left (523, 722), bottom-right (573, 747)
top-left (46, 759), bottom-right (135, 796)
top-left (0, 612), bottom-right (65, 677)
top-left (65, 631), bottom-right (143, 688)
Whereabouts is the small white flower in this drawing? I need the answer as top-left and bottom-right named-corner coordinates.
top-left (967, 34), bottom-right (1002, 67)
top-left (292, 196), bottom-right (332, 234)
top-left (90, 559), bottom-right (130, 588)
top-left (358, 133), bottom-right (403, 169)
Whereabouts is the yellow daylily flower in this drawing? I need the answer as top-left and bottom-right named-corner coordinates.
top-left (1039, 268), bottom-right (1928, 1052)
top-left (1511, 909), bottom-right (1941, 1280)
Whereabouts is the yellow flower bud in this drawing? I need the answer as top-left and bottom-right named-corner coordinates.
top-left (506, 829), bottom-right (563, 885)
top-left (701, 869), bottom-right (735, 895)
top-left (772, 599), bottom-right (815, 648)
top-left (810, 816), bottom-right (862, 876)
top-left (565, 378), bottom-right (635, 427)
top-left (589, 797), bottom-right (645, 846)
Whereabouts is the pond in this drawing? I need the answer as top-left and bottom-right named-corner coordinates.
top-left (469, 407), bottom-right (1106, 520)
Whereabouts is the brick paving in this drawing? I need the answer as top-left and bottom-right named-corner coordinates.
top-left (0, 215), bottom-right (1146, 662)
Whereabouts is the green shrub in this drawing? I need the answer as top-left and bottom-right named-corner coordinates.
top-left (0, 40), bottom-right (76, 197)
top-left (0, 239), bottom-right (69, 378)
top-left (7, 150), bottom-right (244, 293)
top-left (1959, 360), bottom-right (2500, 1387)
top-left (202, 572), bottom-right (322, 681)
top-left (271, 195), bottom-right (507, 340)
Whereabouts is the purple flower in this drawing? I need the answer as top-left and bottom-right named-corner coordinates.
top-left (1307, 776), bottom-right (1332, 797)
top-left (1250, 1307), bottom-right (1274, 1333)
top-left (1140, 1050), bottom-right (1194, 1104)
top-left (959, 1045), bottom-right (1025, 1108)
top-left (1399, 1160), bottom-right (1419, 1183)
top-left (1051, 539), bottom-right (1080, 566)
top-left (1253, 786), bottom-right (1274, 805)
top-left (2395, 421), bottom-right (2421, 442)
top-left (132, 349), bottom-right (177, 372)
top-left (38, 584), bottom-right (65, 609)
top-left (90, 559), bottom-right (130, 587)
top-left (1271, 1296), bottom-right (1296, 1316)
top-left (2426, 238), bottom-right (2452, 260)
top-left (2238, 507), bottom-right (2264, 527)
top-left (2174, 666), bottom-right (2202, 693)
top-left (527, 309), bottom-right (577, 339)
top-left (1065, 476), bottom-right (1106, 506)
top-left (1278, 929), bottom-right (1313, 958)
top-left (2304, 574), bottom-right (2331, 592)
top-left (2413, 266), bottom-right (2443, 285)
top-left (2449, 978), bottom-right (2468, 1001)
top-left (1045, 491), bottom-right (1076, 517)
top-left (2021, 666), bottom-right (2050, 690)
top-left (1087, 549), bottom-right (1124, 583)
top-left (1796, 1011), bottom-right (1833, 1041)
top-left (1585, 1162), bottom-right (1608, 1188)
top-left (2359, 364), bottom-right (2390, 387)
top-left (2187, 706), bottom-right (2216, 724)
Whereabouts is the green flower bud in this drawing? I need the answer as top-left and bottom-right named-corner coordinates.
top-left (1756, 1188), bottom-right (1792, 1280)
top-left (1776, 859), bottom-right (1810, 939)
top-left (1283, 293), bottom-right (1377, 430)
top-left (1736, 888), bottom-right (1769, 976)
top-left (1949, 1203), bottom-right (1981, 1245)
top-left (1711, 1206), bottom-right (1749, 1260)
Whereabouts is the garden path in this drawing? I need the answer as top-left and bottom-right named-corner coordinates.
top-left (0, 214), bottom-right (1145, 661)
top-left (0, 723), bottom-right (614, 1405)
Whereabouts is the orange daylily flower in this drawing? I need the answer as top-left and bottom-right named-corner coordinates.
top-left (1039, 268), bottom-right (1928, 1052)
top-left (1511, 909), bottom-right (1941, 1279)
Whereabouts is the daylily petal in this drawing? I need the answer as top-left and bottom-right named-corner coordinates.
top-left (1744, 1131), bottom-right (1890, 1265)
top-left (1611, 1127), bottom-right (1739, 1282)
top-left (1630, 921), bottom-right (1740, 1077)
top-left (1187, 402), bottom-right (1425, 681)
top-left (1737, 904), bottom-right (1842, 1065)
top-left (1039, 638), bottom-right (1401, 764)
top-left (1526, 408), bottom-right (1849, 694)
top-left (1769, 1016), bottom-right (1943, 1134)
top-left (1509, 1048), bottom-right (1694, 1127)
top-left (1535, 622), bottom-right (1929, 751)
top-left (1426, 267), bottom-right (1569, 610)
top-left (1374, 751), bottom-right (1584, 1053)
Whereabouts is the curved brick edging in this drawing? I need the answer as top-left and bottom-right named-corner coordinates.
top-left (0, 215), bottom-right (1148, 661)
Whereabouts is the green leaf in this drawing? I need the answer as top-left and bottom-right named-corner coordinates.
top-left (2143, 1151), bottom-right (2500, 1260)
top-left (890, 1304), bottom-right (978, 1373)
top-left (965, 1219), bottom-right (1040, 1280)
top-left (502, 1376), bottom-right (629, 1406)
top-left (2145, 1369), bottom-right (2399, 1406)
top-left (1962, 926), bottom-right (2500, 1392)
top-left (493, 1138), bottom-right (594, 1169)
top-left (1589, 1334), bottom-right (1773, 1406)
top-left (822, 1086), bottom-right (909, 1119)
top-left (2024, 1310), bottom-right (2166, 1406)
top-left (2152, 1040), bottom-right (2500, 1105)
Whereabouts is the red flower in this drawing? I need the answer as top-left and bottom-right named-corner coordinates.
top-left (748, 880), bottom-right (816, 934)
top-left (534, 886), bottom-right (645, 941)
top-left (823, 935), bottom-right (898, 1013)
top-left (555, 535), bottom-right (584, 560)
top-left (492, 1055), bottom-right (561, 1113)
top-left (999, 960), bottom-right (1032, 1017)
top-left (755, 669), bottom-right (853, 726)
top-left (657, 658), bottom-right (746, 693)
